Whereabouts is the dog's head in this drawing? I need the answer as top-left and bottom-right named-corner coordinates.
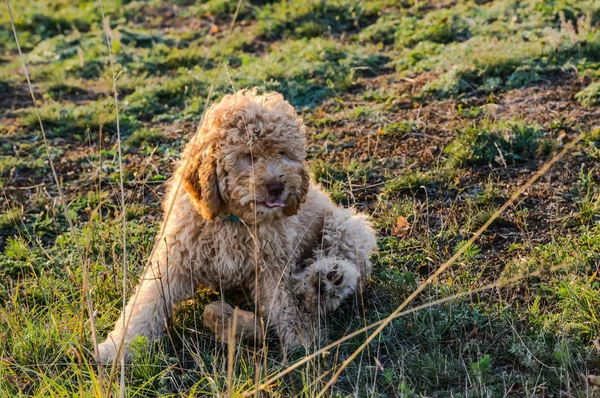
top-left (180, 89), bottom-right (309, 224)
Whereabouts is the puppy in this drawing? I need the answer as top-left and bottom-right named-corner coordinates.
top-left (97, 89), bottom-right (376, 362)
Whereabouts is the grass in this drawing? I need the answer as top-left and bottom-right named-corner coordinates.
top-left (444, 120), bottom-right (555, 167)
top-left (20, 99), bottom-right (136, 139)
top-left (382, 0), bottom-right (600, 98)
top-left (576, 81), bottom-right (600, 106)
top-left (1, 0), bottom-right (600, 396)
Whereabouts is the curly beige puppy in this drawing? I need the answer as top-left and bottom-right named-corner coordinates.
top-left (97, 89), bottom-right (376, 362)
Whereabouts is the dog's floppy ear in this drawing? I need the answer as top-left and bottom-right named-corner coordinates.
top-left (283, 164), bottom-right (310, 217)
top-left (181, 140), bottom-right (223, 220)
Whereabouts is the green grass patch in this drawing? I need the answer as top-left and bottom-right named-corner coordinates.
top-left (502, 224), bottom-right (600, 342)
top-left (444, 121), bottom-right (555, 167)
top-left (395, 11), bottom-right (471, 48)
top-left (384, 0), bottom-right (600, 97)
top-left (257, 0), bottom-right (377, 40)
top-left (125, 127), bottom-right (167, 147)
top-left (380, 119), bottom-right (418, 137)
top-left (0, 156), bottom-right (45, 178)
top-left (311, 158), bottom-right (377, 203)
top-left (575, 81), bottom-right (600, 106)
top-left (20, 99), bottom-right (136, 139)
top-left (382, 168), bottom-right (458, 197)
top-left (230, 38), bottom-right (388, 108)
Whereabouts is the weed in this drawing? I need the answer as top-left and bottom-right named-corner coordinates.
top-left (470, 354), bottom-right (492, 384)
top-left (20, 99), bottom-right (136, 139)
top-left (381, 120), bottom-right (417, 137)
top-left (257, 0), bottom-right (376, 40)
top-left (574, 167), bottom-right (600, 224)
top-left (575, 81), bottom-right (600, 106)
top-left (444, 121), bottom-right (553, 167)
top-left (0, 207), bottom-right (23, 234)
top-left (125, 128), bottom-right (167, 148)
top-left (454, 240), bottom-right (482, 264)
top-left (4, 236), bottom-right (29, 260)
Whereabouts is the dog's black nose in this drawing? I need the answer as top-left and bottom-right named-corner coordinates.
top-left (266, 182), bottom-right (285, 197)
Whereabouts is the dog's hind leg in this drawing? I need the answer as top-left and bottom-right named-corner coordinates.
top-left (203, 301), bottom-right (263, 345)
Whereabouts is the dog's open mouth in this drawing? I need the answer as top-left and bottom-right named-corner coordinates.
top-left (259, 200), bottom-right (285, 208)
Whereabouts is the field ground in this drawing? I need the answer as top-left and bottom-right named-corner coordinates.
top-left (1, 0), bottom-right (600, 396)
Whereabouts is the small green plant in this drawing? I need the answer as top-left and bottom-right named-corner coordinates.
top-left (574, 168), bottom-right (600, 224)
top-left (584, 128), bottom-right (600, 159)
top-left (381, 120), bottom-right (417, 136)
top-left (383, 170), bottom-right (437, 196)
top-left (128, 335), bottom-right (173, 386)
top-left (470, 354), bottom-right (492, 383)
top-left (4, 237), bottom-right (30, 260)
top-left (473, 177), bottom-right (500, 205)
top-left (457, 104), bottom-right (483, 119)
top-left (444, 121), bottom-right (553, 167)
top-left (454, 240), bottom-right (481, 263)
top-left (398, 382), bottom-right (416, 397)
top-left (0, 207), bottom-right (23, 233)
top-left (575, 81), bottom-right (600, 106)
top-left (125, 128), bottom-right (167, 148)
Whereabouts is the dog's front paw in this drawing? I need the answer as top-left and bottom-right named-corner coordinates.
top-left (296, 258), bottom-right (360, 313)
top-left (96, 338), bottom-right (127, 364)
top-left (305, 269), bottom-right (345, 312)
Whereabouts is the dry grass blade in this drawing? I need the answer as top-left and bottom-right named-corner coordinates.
top-left (315, 132), bottom-right (585, 396)
top-left (96, 0), bottom-right (127, 396)
top-left (228, 308), bottom-right (239, 397)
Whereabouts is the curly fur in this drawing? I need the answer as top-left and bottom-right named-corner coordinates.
top-left (97, 89), bottom-right (377, 362)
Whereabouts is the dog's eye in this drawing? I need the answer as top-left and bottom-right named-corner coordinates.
top-left (278, 151), bottom-right (288, 158)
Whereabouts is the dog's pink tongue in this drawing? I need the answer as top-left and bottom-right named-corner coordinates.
top-left (265, 200), bottom-right (285, 208)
